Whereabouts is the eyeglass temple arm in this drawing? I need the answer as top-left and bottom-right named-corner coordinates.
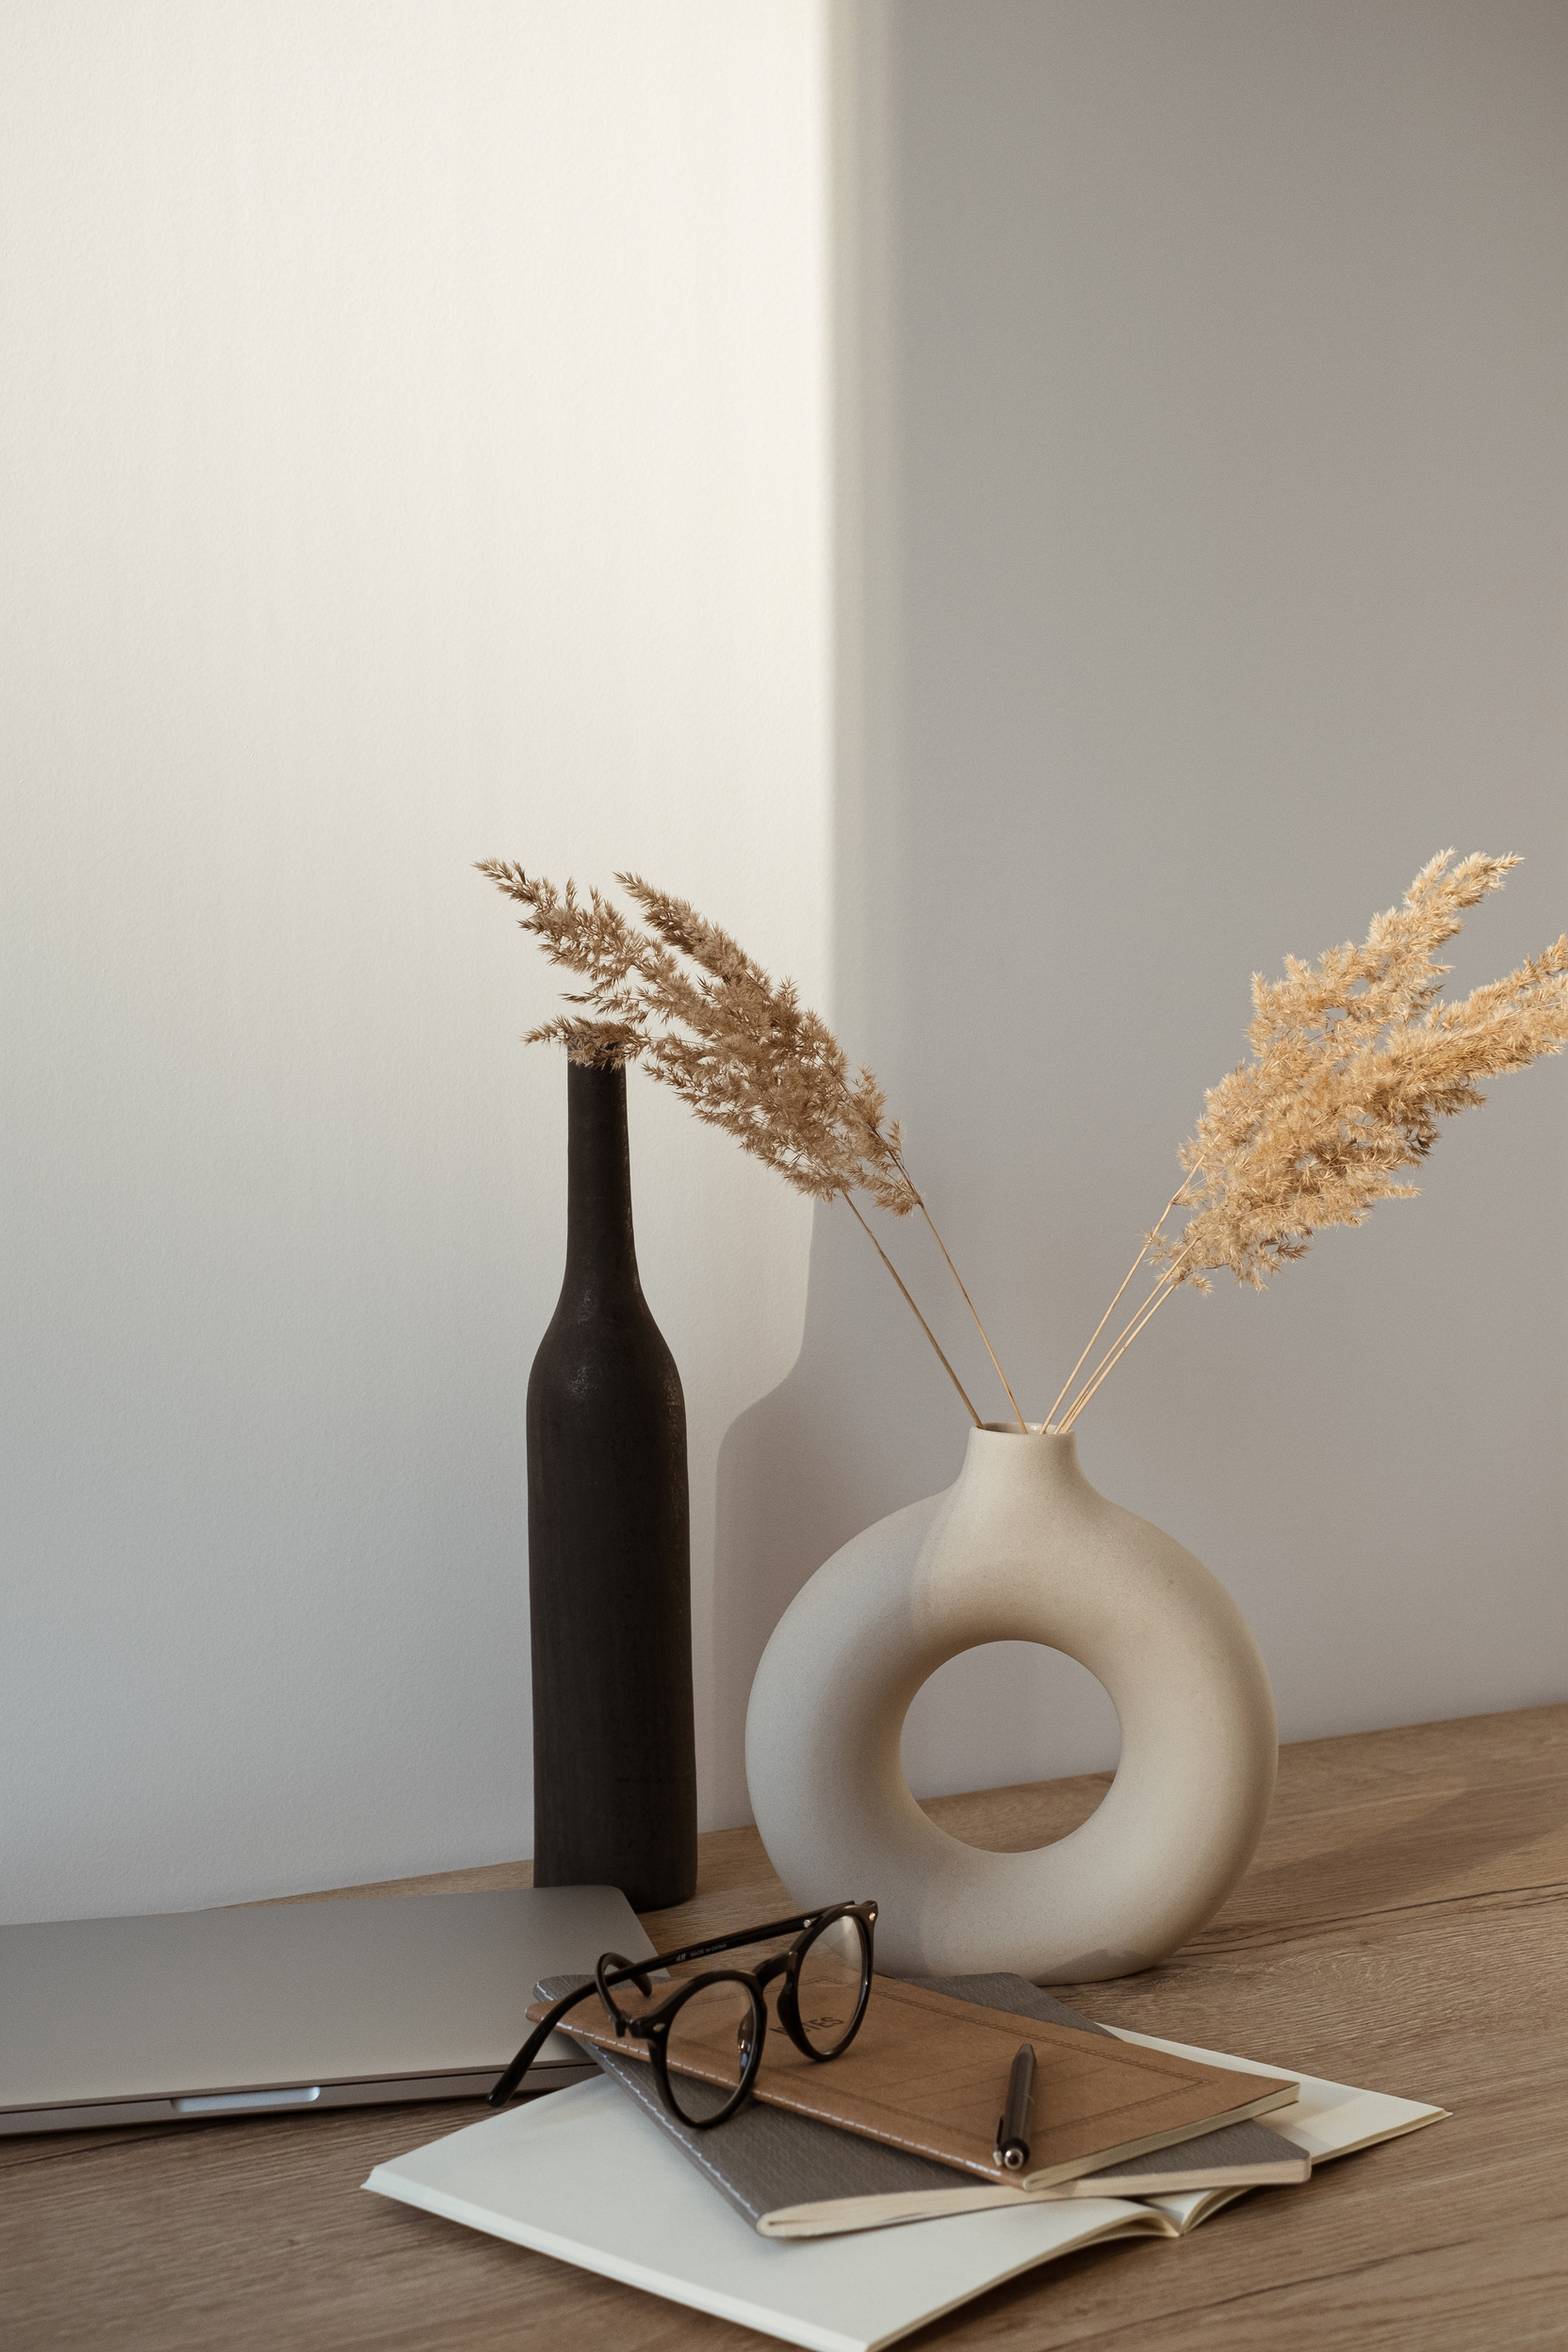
top-left (487, 1982), bottom-right (597, 2108)
top-left (489, 1907), bottom-right (866, 2107)
top-left (634, 1908), bottom-right (831, 1976)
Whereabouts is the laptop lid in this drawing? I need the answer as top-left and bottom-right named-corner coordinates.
top-left (0, 1884), bottom-right (653, 2133)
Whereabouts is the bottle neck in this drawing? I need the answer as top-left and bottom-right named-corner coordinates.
top-left (563, 1057), bottom-right (641, 1294)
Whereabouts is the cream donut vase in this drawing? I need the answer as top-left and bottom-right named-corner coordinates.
top-left (744, 1426), bottom-right (1277, 1982)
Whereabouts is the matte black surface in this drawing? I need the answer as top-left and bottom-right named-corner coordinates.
top-left (527, 1060), bottom-right (697, 1909)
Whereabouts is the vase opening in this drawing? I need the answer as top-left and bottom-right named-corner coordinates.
top-left (899, 1641), bottom-right (1121, 1854)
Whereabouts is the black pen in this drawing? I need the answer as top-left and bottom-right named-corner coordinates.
top-left (993, 2041), bottom-right (1036, 2171)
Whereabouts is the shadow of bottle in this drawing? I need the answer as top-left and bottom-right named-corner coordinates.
top-left (708, 1200), bottom-right (972, 1830)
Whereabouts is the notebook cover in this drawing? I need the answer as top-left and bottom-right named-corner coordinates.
top-left (365, 2076), bottom-right (1168, 2352)
top-left (538, 1972), bottom-right (1304, 2235)
top-left (528, 1968), bottom-right (1297, 2188)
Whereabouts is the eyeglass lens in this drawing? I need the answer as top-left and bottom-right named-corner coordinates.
top-left (662, 1976), bottom-right (764, 2125)
top-left (793, 1913), bottom-right (866, 2056)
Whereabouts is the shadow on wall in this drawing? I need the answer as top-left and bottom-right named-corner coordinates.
top-left (710, 1203), bottom-right (961, 1829)
top-left (710, 1202), bottom-right (1124, 1831)
top-left (710, 0), bottom-right (1568, 1835)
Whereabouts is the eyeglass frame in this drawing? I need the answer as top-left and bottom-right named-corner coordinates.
top-left (486, 1899), bottom-right (879, 2129)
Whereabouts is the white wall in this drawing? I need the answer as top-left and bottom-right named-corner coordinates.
top-left (718, 0), bottom-right (1567, 1807)
top-left (1, 0), bottom-right (830, 1919)
top-left (7, 0), bottom-right (1565, 1926)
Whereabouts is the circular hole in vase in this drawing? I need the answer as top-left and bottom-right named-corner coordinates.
top-left (899, 1642), bottom-right (1122, 1854)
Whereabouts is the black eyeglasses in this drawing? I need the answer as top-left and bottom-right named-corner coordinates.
top-left (488, 1899), bottom-right (878, 2130)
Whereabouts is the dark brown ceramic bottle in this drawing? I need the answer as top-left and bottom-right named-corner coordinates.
top-left (526, 1057), bottom-right (697, 1909)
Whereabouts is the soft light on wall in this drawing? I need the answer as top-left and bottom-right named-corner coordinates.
top-left (1, 0), bottom-right (830, 1919)
top-left (5, 0), bottom-right (1563, 1926)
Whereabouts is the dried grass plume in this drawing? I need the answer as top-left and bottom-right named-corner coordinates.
top-left (476, 862), bottom-right (918, 1209)
top-left (1158, 851), bottom-right (1568, 1286)
top-left (482, 850), bottom-right (1566, 1439)
top-left (1049, 852), bottom-right (1568, 1431)
top-left (477, 861), bottom-right (1028, 1426)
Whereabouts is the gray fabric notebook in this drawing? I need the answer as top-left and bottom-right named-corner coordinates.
top-left (535, 1971), bottom-right (1307, 2238)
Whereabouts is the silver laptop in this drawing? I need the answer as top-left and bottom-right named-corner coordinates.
top-left (0, 1884), bottom-right (655, 2133)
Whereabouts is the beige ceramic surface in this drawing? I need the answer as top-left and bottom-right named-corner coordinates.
top-left (745, 1428), bottom-right (1278, 1980)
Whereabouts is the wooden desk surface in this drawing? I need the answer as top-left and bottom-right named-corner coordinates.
top-left (5, 1704), bottom-right (1564, 2350)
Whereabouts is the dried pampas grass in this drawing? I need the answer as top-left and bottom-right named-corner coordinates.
top-left (1047, 853), bottom-right (1568, 1432)
top-left (482, 851), bottom-right (1567, 1437)
top-left (477, 861), bottom-right (1025, 1428)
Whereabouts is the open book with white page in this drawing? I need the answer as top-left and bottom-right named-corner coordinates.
top-left (366, 2007), bottom-right (1446, 2352)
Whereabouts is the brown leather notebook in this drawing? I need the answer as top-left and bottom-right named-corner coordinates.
top-left (528, 1974), bottom-right (1298, 2190)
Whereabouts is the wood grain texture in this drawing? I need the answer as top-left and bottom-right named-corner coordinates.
top-left (3, 1705), bottom-right (1563, 2351)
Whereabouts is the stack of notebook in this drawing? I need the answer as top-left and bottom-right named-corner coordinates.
top-left (531, 1969), bottom-right (1311, 2230)
top-left (366, 1971), bottom-right (1446, 2352)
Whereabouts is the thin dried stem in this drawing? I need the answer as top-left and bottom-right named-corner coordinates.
top-left (1051, 1254), bottom-right (1188, 1433)
top-left (843, 1194), bottom-right (981, 1426)
top-left (1042, 1177), bottom-right (1198, 1430)
top-left (861, 1123), bottom-right (1024, 1425)
top-left (1054, 1256), bottom-right (1189, 1433)
top-left (914, 1198), bottom-right (1026, 1429)
top-left (1055, 1284), bottom-right (1178, 1432)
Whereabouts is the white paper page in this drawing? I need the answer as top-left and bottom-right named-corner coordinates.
top-left (1139, 2184), bottom-right (1261, 2230)
top-left (365, 2075), bottom-right (1163, 2352)
top-left (1102, 2025), bottom-right (1446, 2165)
